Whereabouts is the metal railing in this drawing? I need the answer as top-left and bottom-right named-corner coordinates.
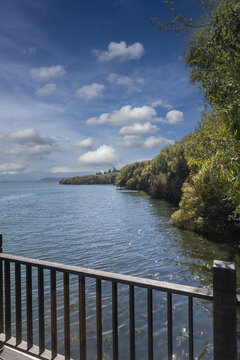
top-left (0, 234), bottom-right (238, 360)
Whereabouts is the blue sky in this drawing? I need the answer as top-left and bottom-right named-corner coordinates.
top-left (0, 0), bottom-right (203, 180)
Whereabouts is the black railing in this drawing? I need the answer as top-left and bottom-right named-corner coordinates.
top-left (0, 234), bottom-right (238, 360)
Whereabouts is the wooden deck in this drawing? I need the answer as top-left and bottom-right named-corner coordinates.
top-left (0, 345), bottom-right (38, 360)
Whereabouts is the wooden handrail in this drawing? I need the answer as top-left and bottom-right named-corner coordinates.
top-left (0, 253), bottom-right (213, 300)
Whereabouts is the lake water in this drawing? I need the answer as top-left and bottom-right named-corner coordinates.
top-left (0, 183), bottom-right (238, 359)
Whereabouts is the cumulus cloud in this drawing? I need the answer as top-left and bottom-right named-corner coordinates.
top-left (0, 162), bottom-right (27, 175)
top-left (151, 99), bottom-right (172, 110)
top-left (78, 145), bottom-right (120, 166)
top-left (144, 136), bottom-right (174, 148)
top-left (6, 144), bottom-right (56, 158)
top-left (30, 65), bottom-right (65, 82)
top-left (74, 137), bottom-right (93, 149)
top-left (118, 135), bottom-right (142, 148)
top-left (107, 73), bottom-right (141, 92)
top-left (35, 83), bottom-right (56, 97)
top-left (119, 122), bottom-right (158, 135)
top-left (7, 128), bottom-right (54, 145)
top-left (87, 105), bottom-right (158, 126)
top-left (94, 41), bottom-right (144, 62)
top-left (6, 128), bottom-right (57, 159)
top-left (76, 83), bottom-right (105, 101)
top-left (165, 110), bottom-right (184, 124)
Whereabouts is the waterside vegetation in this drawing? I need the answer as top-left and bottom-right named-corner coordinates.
top-left (116, 0), bottom-right (240, 240)
top-left (60, 171), bottom-right (118, 185)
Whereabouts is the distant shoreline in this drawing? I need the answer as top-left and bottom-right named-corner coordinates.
top-left (59, 172), bottom-right (119, 185)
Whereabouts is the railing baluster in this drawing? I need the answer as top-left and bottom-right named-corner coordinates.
top-left (112, 282), bottom-right (118, 360)
top-left (167, 293), bottom-right (172, 360)
top-left (148, 289), bottom-right (153, 360)
top-left (5, 260), bottom-right (11, 341)
top-left (0, 260), bottom-right (3, 334)
top-left (64, 273), bottom-right (70, 360)
top-left (79, 275), bottom-right (86, 360)
top-left (188, 296), bottom-right (193, 360)
top-left (15, 263), bottom-right (22, 345)
top-left (38, 267), bottom-right (45, 355)
top-left (129, 285), bottom-right (135, 360)
top-left (26, 265), bottom-right (33, 349)
top-left (51, 270), bottom-right (57, 359)
top-left (96, 279), bottom-right (102, 360)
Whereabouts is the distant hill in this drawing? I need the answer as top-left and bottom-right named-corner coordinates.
top-left (38, 177), bottom-right (64, 183)
top-left (59, 172), bottom-right (118, 185)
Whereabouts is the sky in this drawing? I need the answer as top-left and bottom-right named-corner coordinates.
top-left (0, 0), bottom-right (204, 180)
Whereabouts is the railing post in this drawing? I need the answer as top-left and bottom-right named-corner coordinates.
top-left (0, 234), bottom-right (3, 351)
top-left (213, 260), bottom-right (237, 360)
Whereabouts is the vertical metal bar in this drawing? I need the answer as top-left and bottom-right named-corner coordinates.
top-left (79, 276), bottom-right (86, 360)
top-left (0, 234), bottom-right (3, 352)
top-left (188, 296), bottom-right (193, 360)
top-left (15, 263), bottom-right (22, 345)
top-left (5, 260), bottom-right (11, 341)
top-left (38, 267), bottom-right (45, 355)
top-left (96, 279), bottom-right (102, 360)
top-left (112, 282), bottom-right (118, 360)
top-left (213, 260), bottom-right (237, 360)
top-left (167, 293), bottom-right (172, 360)
top-left (148, 289), bottom-right (153, 360)
top-left (64, 273), bottom-right (70, 360)
top-left (129, 285), bottom-right (135, 360)
top-left (0, 260), bottom-right (3, 334)
top-left (26, 265), bottom-right (33, 349)
top-left (51, 270), bottom-right (57, 359)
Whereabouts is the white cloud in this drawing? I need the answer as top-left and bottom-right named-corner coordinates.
top-left (30, 65), bottom-right (65, 82)
top-left (74, 137), bottom-right (93, 149)
top-left (5, 128), bottom-right (57, 159)
top-left (107, 73), bottom-right (140, 92)
top-left (151, 99), bottom-right (172, 110)
top-left (94, 41), bottom-right (144, 62)
top-left (118, 135), bottom-right (142, 148)
top-left (76, 83), bottom-right (105, 101)
top-left (7, 128), bottom-right (54, 145)
top-left (144, 136), bottom-right (174, 148)
top-left (50, 167), bottom-right (76, 174)
top-left (6, 144), bottom-right (56, 158)
top-left (35, 83), bottom-right (56, 97)
top-left (78, 145), bottom-right (120, 166)
top-left (165, 110), bottom-right (184, 124)
top-left (119, 122), bottom-right (158, 135)
top-left (87, 105), bottom-right (158, 126)
top-left (0, 162), bottom-right (27, 175)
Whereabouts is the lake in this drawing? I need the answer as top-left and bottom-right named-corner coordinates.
top-left (0, 183), bottom-right (238, 359)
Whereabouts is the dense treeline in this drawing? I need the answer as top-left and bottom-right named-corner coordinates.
top-left (116, 0), bottom-right (240, 240)
top-left (60, 172), bottom-right (118, 185)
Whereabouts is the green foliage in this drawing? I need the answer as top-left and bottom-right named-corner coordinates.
top-left (115, 142), bottom-right (189, 204)
top-left (185, 0), bottom-right (240, 134)
top-left (171, 112), bottom-right (240, 236)
top-left (59, 172), bottom-right (118, 185)
top-left (149, 142), bottom-right (189, 203)
top-left (115, 161), bottom-right (151, 191)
